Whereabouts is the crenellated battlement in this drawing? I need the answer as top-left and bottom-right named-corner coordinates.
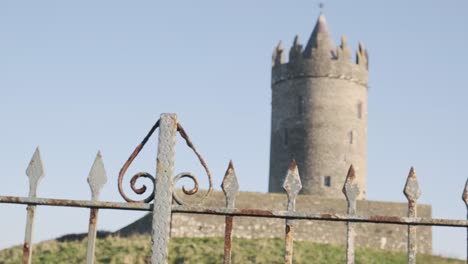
top-left (271, 14), bottom-right (369, 87)
top-left (271, 34), bottom-right (369, 86)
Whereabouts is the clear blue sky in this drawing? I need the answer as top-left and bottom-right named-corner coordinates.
top-left (1, 0), bottom-right (467, 259)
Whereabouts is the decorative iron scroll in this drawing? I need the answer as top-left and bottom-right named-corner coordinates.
top-left (172, 122), bottom-right (212, 205)
top-left (118, 119), bottom-right (212, 204)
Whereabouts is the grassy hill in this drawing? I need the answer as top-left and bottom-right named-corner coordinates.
top-left (0, 235), bottom-right (463, 264)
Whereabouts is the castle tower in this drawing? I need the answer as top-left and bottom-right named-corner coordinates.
top-left (268, 15), bottom-right (369, 199)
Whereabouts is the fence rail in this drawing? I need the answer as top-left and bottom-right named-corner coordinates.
top-left (1, 113), bottom-right (468, 264)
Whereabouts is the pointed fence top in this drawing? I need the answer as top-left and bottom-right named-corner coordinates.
top-left (463, 178), bottom-right (468, 206)
top-left (403, 167), bottom-right (421, 202)
top-left (342, 165), bottom-right (360, 204)
top-left (283, 160), bottom-right (302, 211)
top-left (221, 160), bottom-right (239, 208)
top-left (26, 147), bottom-right (45, 197)
top-left (87, 151), bottom-right (107, 201)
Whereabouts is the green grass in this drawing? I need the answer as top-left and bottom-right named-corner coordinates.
top-left (0, 235), bottom-right (463, 264)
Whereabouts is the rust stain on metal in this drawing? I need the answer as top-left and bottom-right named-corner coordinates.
top-left (118, 120), bottom-right (159, 203)
top-left (347, 165), bottom-right (356, 180)
top-left (221, 161), bottom-right (239, 209)
top-left (22, 242), bottom-right (30, 264)
top-left (47, 198), bottom-right (94, 207)
top-left (283, 160), bottom-right (302, 215)
top-left (403, 167), bottom-right (420, 264)
top-left (203, 209), bottom-right (217, 214)
top-left (8, 115), bottom-right (468, 263)
top-left (223, 216), bottom-right (234, 264)
top-left (342, 164), bottom-right (359, 215)
top-left (342, 165), bottom-right (359, 264)
top-left (0, 196), bottom-right (152, 211)
top-left (284, 222), bottom-right (295, 264)
top-left (282, 161), bottom-right (301, 264)
top-left (288, 159), bottom-right (297, 171)
top-left (89, 208), bottom-right (98, 225)
top-left (151, 113), bottom-right (177, 264)
top-left (0, 196), bottom-right (21, 203)
top-left (228, 160), bottom-right (234, 171)
top-left (320, 213), bottom-right (339, 219)
top-left (172, 172), bottom-right (201, 205)
top-left (3, 196), bottom-right (468, 227)
top-left (86, 208), bottom-right (100, 263)
top-left (404, 167), bottom-right (421, 203)
top-left (239, 209), bottom-right (274, 216)
top-left (173, 122), bottom-right (213, 205)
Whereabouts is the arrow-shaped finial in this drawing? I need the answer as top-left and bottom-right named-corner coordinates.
top-left (403, 167), bottom-right (421, 202)
top-left (342, 165), bottom-right (360, 203)
top-left (283, 160), bottom-right (302, 211)
top-left (26, 147), bottom-right (45, 198)
top-left (87, 151), bottom-right (107, 201)
top-left (221, 160), bottom-right (239, 209)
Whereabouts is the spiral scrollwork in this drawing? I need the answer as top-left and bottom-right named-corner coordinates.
top-left (172, 172), bottom-right (199, 205)
top-left (118, 119), bottom-right (213, 205)
top-left (118, 120), bottom-right (159, 203)
top-left (173, 123), bottom-right (213, 205)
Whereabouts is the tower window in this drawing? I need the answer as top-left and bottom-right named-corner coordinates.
top-left (324, 176), bottom-right (331, 187)
top-left (349, 130), bottom-right (354, 144)
top-left (297, 96), bottom-right (305, 115)
top-left (357, 102), bottom-right (363, 119)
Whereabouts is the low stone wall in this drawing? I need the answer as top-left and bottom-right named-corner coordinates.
top-left (117, 191), bottom-right (432, 254)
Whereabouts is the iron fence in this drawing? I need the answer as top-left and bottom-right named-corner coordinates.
top-left (1, 113), bottom-right (468, 264)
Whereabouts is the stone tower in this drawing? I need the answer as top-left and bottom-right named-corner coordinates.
top-left (268, 15), bottom-right (369, 199)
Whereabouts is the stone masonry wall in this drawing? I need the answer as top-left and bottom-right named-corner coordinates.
top-left (117, 191), bottom-right (432, 254)
top-left (269, 44), bottom-right (369, 200)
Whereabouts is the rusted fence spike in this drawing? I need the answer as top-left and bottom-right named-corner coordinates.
top-left (282, 160), bottom-right (302, 264)
top-left (343, 165), bottom-right (359, 215)
top-left (342, 165), bottom-right (360, 264)
top-left (221, 161), bottom-right (239, 264)
top-left (23, 147), bottom-right (45, 264)
top-left (403, 167), bottom-right (421, 264)
top-left (221, 160), bottom-right (239, 209)
top-left (86, 151), bottom-right (107, 264)
top-left (404, 167), bottom-right (421, 203)
top-left (463, 178), bottom-right (468, 264)
top-left (283, 160), bottom-right (302, 211)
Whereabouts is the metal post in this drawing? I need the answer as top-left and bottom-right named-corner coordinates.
top-left (151, 113), bottom-right (178, 264)
top-left (282, 161), bottom-right (302, 264)
top-left (86, 151), bottom-right (107, 264)
top-left (343, 165), bottom-right (360, 264)
top-left (23, 147), bottom-right (45, 264)
top-left (23, 206), bottom-right (35, 264)
top-left (221, 161), bottom-right (239, 264)
top-left (403, 167), bottom-right (421, 264)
